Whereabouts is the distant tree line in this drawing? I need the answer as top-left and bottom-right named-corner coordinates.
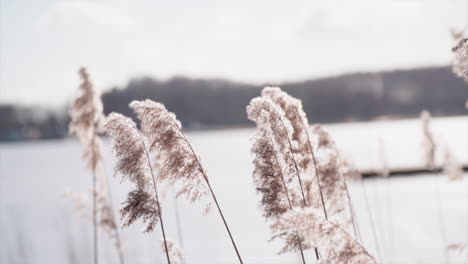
top-left (0, 105), bottom-right (68, 141)
top-left (102, 66), bottom-right (466, 126)
top-left (1, 66), bottom-right (466, 141)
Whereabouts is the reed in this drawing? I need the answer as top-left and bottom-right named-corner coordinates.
top-left (129, 99), bottom-right (244, 263)
top-left (312, 125), bottom-right (361, 244)
top-left (248, 99), bottom-right (308, 263)
top-left (271, 208), bottom-right (375, 264)
top-left (160, 239), bottom-right (184, 264)
top-left (104, 113), bottom-right (171, 263)
top-left (68, 67), bottom-right (124, 264)
top-left (261, 87), bottom-right (328, 219)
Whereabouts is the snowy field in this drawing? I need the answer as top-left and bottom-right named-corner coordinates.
top-left (0, 116), bottom-right (467, 264)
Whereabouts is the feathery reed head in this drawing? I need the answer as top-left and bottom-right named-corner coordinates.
top-left (251, 128), bottom-right (291, 218)
top-left (160, 239), bottom-right (184, 264)
top-left (69, 67), bottom-right (104, 171)
top-left (443, 148), bottom-right (464, 181)
top-left (261, 87), bottom-right (314, 172)
top-left (271, 208), bottom-right (375, 264)
top-left (312, 124), bottom-right (359, 227)
top-left (247, 97), bottom-right (303, 208)
top-left (129, 99), bottom-right (212, 214)
top-left (65, 188), bottom-right (118, 243)
top-left (452, 37), bottom-right (468, 82)
top-left (104, 112), bottom-right (160, 232)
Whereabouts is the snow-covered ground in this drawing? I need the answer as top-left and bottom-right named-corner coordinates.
top-left (0, 116), bottom-right (467, 264)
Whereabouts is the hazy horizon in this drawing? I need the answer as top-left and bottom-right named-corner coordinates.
top-left (1, 0), bottom-right (467, 106)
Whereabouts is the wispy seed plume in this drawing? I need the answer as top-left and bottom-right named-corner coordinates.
top-left (271, 208), bottom-right (375, 264)
top-left (129, 99), bottom-right (243, 263)
top-left (104, 113), bottom-right (160, 233)
top-left (69, 67), bottom-right (104, 171)
top-left (129, 100), bottom-right (212, 213)
top-left (247, 97), bottom-right (305, 209)
top-left (161, 239), bottom-right (184, 264)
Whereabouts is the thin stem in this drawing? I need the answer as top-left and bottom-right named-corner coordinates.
top-left (344, 180), bottom-right (362, 243)
top-left (179, 132), bottom-right (244, 264)
top-left (91, 135), bottom-right (98, 264)
top-left (434, 173), bottom-right (449, 264)
top-left (361, 179), bottom-right (382, 262)
top-left (294, 113), bottom-right (329, 220)
top-left (332, 220), bottom-right (376, 260)
top-left (310, 150), bottom-right (328, 220)
top-left (140, 135), bottom-right (171, 264)
top-left (277, 117), bottom-right (320, 260)
top-left (102, 166), bottom-right (125, 264)
top-left (465, 173), bottom-right (468, 263)
top-left (384, 176), bottom-right (394, 262)
top-left (205, 180), bottom-right (244, 264)
top-left (92, 169), bottom-right (98, 264)
top-left (173, 190), bottom-right (185, 264)
top-left (272, 149), bottom-right (307, 264)
top-left (109, 196), bottom-right (125, 264)
top-left (278, 118), bottom-right (307, 206)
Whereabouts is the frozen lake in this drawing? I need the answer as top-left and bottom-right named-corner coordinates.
top-left (1, 116), bottom-right (467, 264)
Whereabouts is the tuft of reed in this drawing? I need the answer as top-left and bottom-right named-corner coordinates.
top-left (261, 87), bottom-right (328, 220)
top-left (421, 110), bottom-right (465, 263)
top-left (262, 87), bottom-right (363, 246)
top-left (247, 91), bottom-right (375, 263)
top-left (451, 33), bottom-right (468, 84)
top-left (128, 99), bottom-right (244, 263)
top-left (312, 124), bottom-right (361, 237)
top-left (271, 208), bottom-right (376, 264)
top-left (248, 97), bottom-right (308, 263)
top-left (160, 238), bottom-right (184, 264)
top-left (105, 113), bottom-right (171, 263)
top-left (421, 110), bottom-right (450, 264)
top-left (68, 67), bottom-right (124, 264)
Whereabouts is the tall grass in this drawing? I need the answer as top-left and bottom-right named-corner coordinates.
top-left (247, 89), bottom-right (375, 263)
top-left (68, 67), bottom-right (124, 264)
top-left (65, 67), bottom-right (467, 263)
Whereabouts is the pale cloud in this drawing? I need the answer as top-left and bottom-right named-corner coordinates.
top-left (39, 0), bottom-right (135, 30)
top-left (1, 0), bottom-right (467, 105)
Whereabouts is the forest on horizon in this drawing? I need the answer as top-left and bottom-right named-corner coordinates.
top-left (1, 65), bottom-right (466, 141)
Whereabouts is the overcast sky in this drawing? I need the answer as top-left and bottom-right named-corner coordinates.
top-left (0, 0), bottom-right (466, 106)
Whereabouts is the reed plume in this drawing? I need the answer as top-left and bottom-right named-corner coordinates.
top-left (249, 107), bottom-right (307, 262)
top-left (451, 33), bottom-right (468, 108)
top-left (66, 186), bottom-right (122, 256)
top-left (129, 99), bottom-right (243, 263)
top-left (69, 67), bottom-right (103, 171)
top-left (104, 113), bottom-right (171, 263)
top-left (442, 147), bottom-right (464, 181)
top-left (261, 87), bottom-right (326, 216)
top-left (129, 100), bottom-right (211, 212)
top-left (69, 67), bottom-right (123, 264)
top-left (251, 132), bottom-right (291, 218)
top-left (261, 87), bottom-right (314, 174)
top-left (160, 239), bottom-right (184, 264)
top-left (452, 36), bottom-right (468, 83)
top-left (247, 97), bottom-right (305, 208)
top-left (271, 208), bottom-right (376, 264)
top-left (312, 125), bottom-right (361, 238)
top-left (420, 110), bottom-right (450, 264)
top-left (313, 124), bottom-right (385, 261)
top-left (248, 96), bottom-right (318, 261)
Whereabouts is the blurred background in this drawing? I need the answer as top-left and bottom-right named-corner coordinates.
top-left (1, 0), bottom-right (468, 263)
